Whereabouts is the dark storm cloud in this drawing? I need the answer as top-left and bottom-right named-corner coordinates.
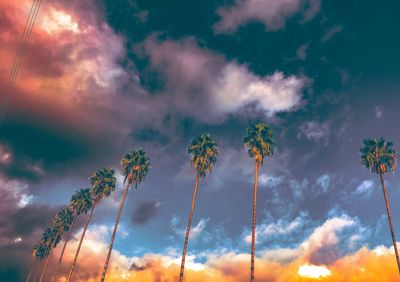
top-left (1, 205), bottom-right (58, 238)
top-left (131, 200), bottom-right (160, 225)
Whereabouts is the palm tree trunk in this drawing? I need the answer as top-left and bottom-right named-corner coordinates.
top-left (53, 217), bottom-right (76, 282)
top-left (32, 260), bottom-right (41, 282)
top-left (100, 183), bottom-right (131, 282)
top-left (26, 260), bottom-right (37, 282)
top-left (250, 162), bottom-right (260, 282)
top-left (67, 205), bottom-right (95, 282)
top-left (380, 173), bottom-right (400, 273)
top-left (179, 172), bottom-right (200, 282)
top-left (39, 247), bottom-right (54, 282)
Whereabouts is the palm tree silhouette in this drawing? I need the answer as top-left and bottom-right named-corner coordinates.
top-left (100, 148), bottom-right (151, 282)
top-left (67, 168), bottom-right (116, 282)
top-left (26, 244), bottom-right (44, 282)
top-left (53, 188), bottom-right (92, 281)
top-left (243, 122), bottom-right (275, 282)
top-left (360, 137), bottom-right (400, 273)
top-left (39, 207), bottom-right (74, 282)
top-left (179, 133), bottom-right (219, 282)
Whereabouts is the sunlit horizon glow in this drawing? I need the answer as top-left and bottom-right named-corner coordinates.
top-left (297, 264), bottom-right (332, 279)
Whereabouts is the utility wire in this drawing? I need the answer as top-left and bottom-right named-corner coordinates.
top-left (1, 0), bottom-right (42, 126)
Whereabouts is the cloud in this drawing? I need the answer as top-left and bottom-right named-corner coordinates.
top-left (131, 200), bottom-right (161, 225)
top-left (298, 121), bottom-right (330, 144)
top-left (374, 105), bottom-right (384, 118)
top-left (322, 25), bottom-right (343, 42)
top-left (212, 64), bottom-right (306, 117)
top-left (259, 174), bottom-right (283, 187)
top-left (170, 216), bottom-right (209, 240)
top-left (316, 174), bottom-right (330, 193)
top-left (214, 0), bottom-right (320, 33)
top-left (243, 211), bottom-right (308, 245)
top-left (297, 263), bottom-right (331, 278)
top-left (141, 36), bottom-right (307, 123)
top-left (296, 43), bottom-right (308, 60)
top-left (354, 180), bottom-right (374, 198)
top-left (30, 215), bottom-right (395, 282)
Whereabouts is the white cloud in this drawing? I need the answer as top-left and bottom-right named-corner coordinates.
top-left (243, 212), bottom-right (308, 244)
top-left (142, 37), bottom-right (307, 123)
top-left (353, 180), bottom-right (374, 197)
top-left (259, 174), bottom-right (283, 187)
top-left (17, 194), bottom-right (35, 208)
top-left (316, 174), bottom-right (330, 193)
top-left (170, 216), bottom-right (209, 240)
top-left (213, 64), bottom-right (306, 117)
top-left (298, 121), bottom-right (330, 144)
top-left (215, 0), bottom-right (320, 33)
top-left (300, 215), bottom-right (357, 258)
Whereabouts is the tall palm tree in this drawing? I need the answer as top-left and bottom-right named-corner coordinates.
top-left (67, 168), bottom-right (116, 282)
top-left (39, 207), bottom-right (74, 282)
top-left (26, 245), bottom-right (41, 282)
top-left (100, 148), bottom-right (151, 282)
top-left (179, 133), bottom-right (219, 282)
top-left (53, 188), bottom-right (92, 282)
top-left (31, 243), bottom-right (46, 282)
top-left (243, 122), bottom-right (275, 282)
top-left (360, 137), bottom-right (400, 273)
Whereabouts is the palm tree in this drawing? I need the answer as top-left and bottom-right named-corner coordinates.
top-left (39, 207), bottom-right (74, 282)
top-left (53, 188), bottom-right (92, 282)
top-left (67, 168), bottom-right (116, 282)
top-left (31, 243), bottom-right (47, 282)
top-left (360, 137), bottom-right (400, 273)
top-left (100, 148), bottom-right (151, 282)
top-left (243, 122), bottom-right (275, 282)
top-left (179, 133), bottom-right (219, 282)
top-left (26, 245), bottom-right (41, 282)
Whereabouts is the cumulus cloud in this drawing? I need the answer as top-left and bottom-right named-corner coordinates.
top-left (243, 211), bottom-right (308, 244)
top-left (141, 36), bottom-right (307, 123)
top-left (214, 0), bottom-right (321, 33)
top-left (16, 213), bottom-right (395, 282)
top-left (212, 64), bottom-right (305, 117)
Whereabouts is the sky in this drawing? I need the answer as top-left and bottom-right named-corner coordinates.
top-left (1, 0), bottom-right (400, 281)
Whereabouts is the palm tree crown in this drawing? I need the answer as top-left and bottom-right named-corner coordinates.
top-left (54, 207), bottom-right (75, 234)
top-left (89, 168), bottom-right (117, 205)
top-left (70, 188), bottom-right (93, 216)
top-left (122, 148), bottom-right (151, 187)
top-left (360, 137), bottom-right (397, 174)
top-left (243, 122), bottom-right (275, 165)
top-left (187, 133), bottom-right (219, 179)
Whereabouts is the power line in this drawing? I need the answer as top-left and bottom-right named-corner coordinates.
top-left (0, 0), bottom-right (42, 126)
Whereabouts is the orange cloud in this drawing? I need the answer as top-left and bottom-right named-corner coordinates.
top-left (36, 220), bottom-right (399, 282)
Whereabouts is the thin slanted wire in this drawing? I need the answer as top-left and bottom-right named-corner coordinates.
top-left (0, 0), bottom-right (42, 127)
top-left (8, 0), bottom-right (40, 87)
top-left (10, 0), bottom-right (42, 86)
